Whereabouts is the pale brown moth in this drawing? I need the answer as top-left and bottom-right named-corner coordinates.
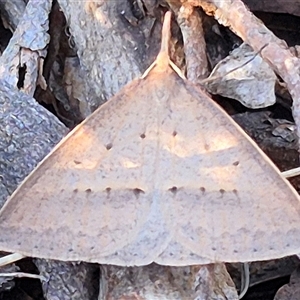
top-left (0, 12), bottom-right (300, 266)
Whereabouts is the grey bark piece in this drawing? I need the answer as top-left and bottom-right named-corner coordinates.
top-left (0, 0), bottom-right (52, 95)
top-left (243, 0), bottom-right (300, 17)
top-left (274, 265), bottom-right (300, 300)
top-left (0, 0), bottom-right (26, 31)
top-left (0, 261), bottom-right (19, 292)
top-left (177, 7), bottom-right (209, 82)
top-left (205, 43), bottom-right (277, 109)
top-left (228, 256), bottom-right (300, 292)
top-left (12, 0), bottom-right (51, 51)
top-left (0, 80), bottom-right (66, 207)
top-left (35, 259), bottom-right (99, 300)
top-left (99, 263), bottom-right (238, 299)
top-left (57, 0), bottom-right (161, 109)
top-left (0, 80), bottom-right (98, 299)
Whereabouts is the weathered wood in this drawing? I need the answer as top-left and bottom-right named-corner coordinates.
top-left (274, 265), bottom-right (300, 300)
top-left (35, 259), bottom-right (99, 300)
top-left (0, 0), bottom-right (26, 31)
top-left (0, 0), bottom-right (52, 95)
top-left (243, 0), bottom-right (300, 17)
top-left (177, 5), bottom-right (209, 81)
top-left (99, 263), bottom-right (238, 300)
top-left (57, 0), bottom-right (162, 110)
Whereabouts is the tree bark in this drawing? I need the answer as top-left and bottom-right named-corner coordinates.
top-left (243, 0), bottom-right (300, 16)
top-left (57, 0), bottom-right (162, 110)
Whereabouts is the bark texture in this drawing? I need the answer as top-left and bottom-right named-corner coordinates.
top-left (0, 80), bottom-right (66, 207)
top-left (193, 0), bottom-right (300, 155)
top-left (243, 0), bottom-right (300, 16)
top-left (99, 264), bottom-right (238, 300)
top-left (57, 0), bottom-right (162, 110)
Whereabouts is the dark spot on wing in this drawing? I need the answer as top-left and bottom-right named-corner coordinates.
top-left (140, 133), bottom-right (146, 139)
top-left (172, 131), bottom-right (177, 137)
top-left (133, 188), bottom-right (145, 198)
top-left (233, 161), bottom-right (239, 166)
top-left (106, 143), bottom-right (113, 150)
top-left (220, 189), bottom-right (225, 194)
top-left (169, 186), bottom-right (178, 195)
top-left (200, 187), bottom-right (205, 193)
top-left (85, 188), bottom-right (92, 193)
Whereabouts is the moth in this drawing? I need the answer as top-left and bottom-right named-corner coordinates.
top-left (0, 12), bottom-right (299, 266)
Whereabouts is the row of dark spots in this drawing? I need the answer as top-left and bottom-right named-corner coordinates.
top-left (210, 246), bottom-right (277, 253)
top-left (105, 187), bottom-right (145, 197)
top-left (68, 246), bottom-right (95, 253)
top-left (67, 188), bottom-right (94, 194)
top-left (29, 245), bottom-right (97, 253)
top-left (105, 134), bottom-right (146, 149)
top-left (169, 186), bottom-right (239, 195)
top-left (140, 131), bottom-right (177, 139)
top-left (72, 188), bottom-right (92, 193)
top-left (28, 244), bottom-right (274, 255)
top-left (104, 130), bottom-right (177, 148)
top-left (71, 187), bottom-right (239, 196)
top-left (72, 187), bottom-right (146, 198)
top-left (201, 187), bottom-right (239, 195)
